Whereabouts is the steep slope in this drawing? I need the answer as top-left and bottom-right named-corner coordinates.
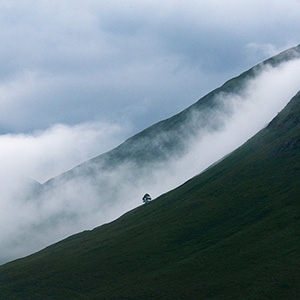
top-left (1, 90), bottom-right (299, 299)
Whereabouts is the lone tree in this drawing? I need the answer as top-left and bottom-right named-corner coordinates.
top-left (142, 193), bottom-right (151, 204)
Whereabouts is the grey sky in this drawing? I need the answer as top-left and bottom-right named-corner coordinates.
top-left (0, 0), bottom-right (299, 132)
top-left (0, 0), bottom-right (300, 180)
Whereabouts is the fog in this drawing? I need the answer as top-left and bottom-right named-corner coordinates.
top-left (1, 57), bottom-right (300, 264)
top-left (0, 121), bottom-right (129, 183)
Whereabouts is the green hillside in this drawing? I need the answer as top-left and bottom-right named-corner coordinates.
top-left (0, 89), bottom-right (299, 299)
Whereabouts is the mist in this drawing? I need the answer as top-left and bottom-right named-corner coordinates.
top-left (0, 121), bottom-right (129, 183)
top-left (1, 57), bottom-right (300, 264)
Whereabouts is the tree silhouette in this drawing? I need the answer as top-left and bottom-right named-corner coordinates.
top-left (142, 193), bottom-right (151, 204)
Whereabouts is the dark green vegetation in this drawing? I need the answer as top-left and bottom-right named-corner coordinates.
top-left (1, 92), bottom-right (300, 298)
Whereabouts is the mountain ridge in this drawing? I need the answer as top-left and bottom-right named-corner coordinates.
top-left (44, 44), bottom-right (300, 184)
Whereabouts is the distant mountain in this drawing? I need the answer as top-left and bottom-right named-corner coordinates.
top-left (1, 89), bottom-right (299, 298)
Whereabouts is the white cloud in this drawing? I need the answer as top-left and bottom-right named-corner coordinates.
top-left (0, 121), bottom-right (129, 182)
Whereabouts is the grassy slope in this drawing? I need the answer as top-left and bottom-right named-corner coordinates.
top-left (0, 89), bottom-right (300, 299)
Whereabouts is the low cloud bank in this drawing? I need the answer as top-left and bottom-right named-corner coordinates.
top-left (1, 57), bottom-right (300, 264)
top-left (0, 121), bottom-right (128, 183)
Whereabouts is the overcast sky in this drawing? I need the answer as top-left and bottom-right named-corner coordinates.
top-left (1, 0), bottom-right (300, 180)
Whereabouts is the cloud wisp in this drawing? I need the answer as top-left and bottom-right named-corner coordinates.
top-left (1, 56), bottom-right (300, 264)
